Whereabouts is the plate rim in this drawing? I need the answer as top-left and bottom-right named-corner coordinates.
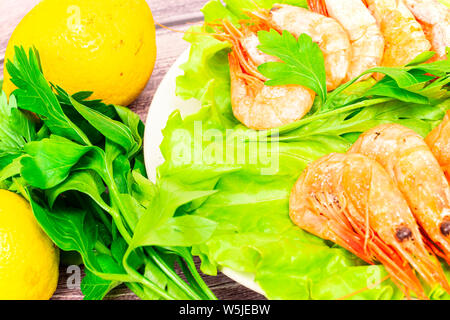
top-left (143, 47), bottom-right (267, 297)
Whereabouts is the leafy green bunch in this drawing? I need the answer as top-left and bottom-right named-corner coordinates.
top-left (0, 47), bottom-right (218, 300)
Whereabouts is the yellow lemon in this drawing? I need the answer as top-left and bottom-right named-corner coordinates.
top-left (3, 0), bottom-right (156, 106)
top-left (0, 190), bottom-right (59, 300)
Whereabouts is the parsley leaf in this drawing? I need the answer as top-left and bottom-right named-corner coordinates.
top-left (0, 92), bottom-right (35, 154)
top-left (257, 29), bottom-right (327, 103)
top-left (6, 47), bottom-right (91, 145)
top-left (2, 46), bottom-right (219, 301)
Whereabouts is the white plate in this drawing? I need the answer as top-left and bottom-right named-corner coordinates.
top-left (143, 49), bottom-right (266, 297)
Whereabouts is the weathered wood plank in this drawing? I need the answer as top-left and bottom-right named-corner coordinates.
top-left (0, 0), bottom-right (40, 59)
top-left (0, 0), bottom-right (207, 73)
top-left (52, 260), bottom-right (265, 300)
top-left (131, 23), bottom-right (195, 120)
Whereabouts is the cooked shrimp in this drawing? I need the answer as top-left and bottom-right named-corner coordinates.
top-left (308, 0), bottom-right (385, 81)
top-left (403, 0), bottom-right (450, 61)
top-left (214, 20), bottom-right (315, 130)
top-left (426, 111), bottom-right (450, 181)
top-left (262, 4), bottom-right (352, 91)
top-left (365, 0), bottom-right (431, 69)
top-left (290, 152), bottom-right (450, 298)
top-left (349, 124), bottom-right (450, 264)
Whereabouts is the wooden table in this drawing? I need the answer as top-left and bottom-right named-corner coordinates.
top-left (0, 0), bottom-right (265, 300)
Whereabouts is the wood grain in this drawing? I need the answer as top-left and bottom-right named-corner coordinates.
top-left (0, 0), bottom-right (265, 300)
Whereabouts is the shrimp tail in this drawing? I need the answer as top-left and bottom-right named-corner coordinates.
top-left (307, 0), bottom-right (329, 16)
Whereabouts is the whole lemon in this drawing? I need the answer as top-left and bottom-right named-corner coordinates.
top-left (3, 0), bottom-right (156, 106)
top-left (0, 190), bottom-right (59, 299)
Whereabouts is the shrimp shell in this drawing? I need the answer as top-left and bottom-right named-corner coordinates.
top-left (366, 0), bottom-right (431, 69)
top-left (350, 124), bottom-right (450, 264)
top-left (289, 154), bottom-right (448, 298)
top-left (229, 51), bottom-right (316, 130)
top-left (213, 20), bottom-right (316, 130)
top-left (426, 111), bottom-right (450, 182)
top-left (403, 0), bottom-right (450, 60)
top-left (269, 4), bottom-right (351, 91)
top-left (290, 152), bottom-right (450, 298)
top-left (309, 0), bottom-right (385, 81)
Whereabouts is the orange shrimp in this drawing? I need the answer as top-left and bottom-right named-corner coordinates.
top-left (212, 20), bottom-right (315, 130)
top-left (264, 4), bottom-right (352, 91)
top-left (308, 0), bottom-right (385, 81)
top-left (349, 124), bottom-right (450, 265)
top-left (426, 111), bottom-right (450, 182)
top-left (290, 152), bottom-right (450, 298)
top-left (403, 0), bottom-right (450, 61)
top-left (365, 0), bottom-right (431, 70)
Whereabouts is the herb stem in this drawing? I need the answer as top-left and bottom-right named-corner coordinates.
top-left (122, 251), bottom-right (177, 300)
top-left (146, 247), bottom-right (204, 300)
top-left (255, 97), bottom-right (394, 140)
top-left (181, 253), bottom-right (217, 300)
top-left (125, 282), bottom-right (147, 300)
top-left (102, 159), bottom-right (186, 300)
top-left (89, 199), bottom-right (113, 232)
top-left (176, 256), bottom-right (208, 299)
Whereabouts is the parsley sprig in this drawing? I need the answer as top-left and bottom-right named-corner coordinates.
top-left (256, 30), bottom-right (449, 111)
top-left (257, 29), bottom-right (327, 103)
top-left (0, 47), bottom-right (218, 300)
